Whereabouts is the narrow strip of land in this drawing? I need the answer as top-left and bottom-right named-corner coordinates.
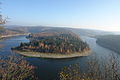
top-left (0, 33), bottom-right (29, 39)
top-left (13, 50), bottom-right (91, 59)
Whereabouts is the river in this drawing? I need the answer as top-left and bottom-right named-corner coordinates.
top-left (0, 35), bottom-right (120, 80)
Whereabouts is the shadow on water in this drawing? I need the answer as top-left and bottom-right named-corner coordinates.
top-left (25, 56), bottom-right (89, 80)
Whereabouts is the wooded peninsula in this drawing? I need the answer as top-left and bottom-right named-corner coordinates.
top-left (12, 29), bottom-right (91, 58)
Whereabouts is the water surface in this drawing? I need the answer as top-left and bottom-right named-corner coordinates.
top-left (0, 35), bottom-right (120, 80)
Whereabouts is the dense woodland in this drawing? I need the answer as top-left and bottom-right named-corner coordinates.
top-left (14, 30), bottom-right (90, 54)
top-left (96, 35), bottom-right (120, 54)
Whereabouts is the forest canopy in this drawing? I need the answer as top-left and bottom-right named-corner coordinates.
top-left (13, 29), bottom-right (90, 54)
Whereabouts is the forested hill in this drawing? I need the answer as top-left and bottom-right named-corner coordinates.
top-left (9, 26), bottom-right (112, 37)
top-left (96, 35), bottom-right (120, 54)
top-left (14, 29), bottom-right (90, 54)
top-left (27, 28), bottom-right (80, 40)
top-left (0, 26), bottom-right (25, 38)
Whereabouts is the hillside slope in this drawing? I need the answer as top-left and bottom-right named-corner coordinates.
top-left (96, 35), bottom-right (120, 54)
top-left (0, 26), bottom-right (26, 38)
top-left (9, 26), bottom-right (112, 37)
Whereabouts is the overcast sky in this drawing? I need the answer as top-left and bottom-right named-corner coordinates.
top-left (1, 0), bottom-right (120, 31)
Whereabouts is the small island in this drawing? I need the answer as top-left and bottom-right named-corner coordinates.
top-left (12, 29), bottom-right (91, 58)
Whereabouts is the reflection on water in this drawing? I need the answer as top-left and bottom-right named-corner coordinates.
top-left (0, 35), bottom-right (120, 80)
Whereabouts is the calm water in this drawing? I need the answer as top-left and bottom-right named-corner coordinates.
top-left (0, 35), bottom-right (120, 80)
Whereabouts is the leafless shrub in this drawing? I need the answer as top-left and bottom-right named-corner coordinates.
top-left (59, 63), bottom-right (81, 80)
top-left (0, 55), bottom-right (37, 80)
top-left (0, 2), bottom-right (8, 25)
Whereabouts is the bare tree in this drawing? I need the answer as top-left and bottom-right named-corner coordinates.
top-left (0, 2), bottom-right (37, 80)
top-left (0, 55), bottom-right (37, 80)
top-left (59, 54), bottom-right (120, 80)
top-left (0, 15), bottom-right (7, 25)
top-left (0, 2), bottom-right (8, 26)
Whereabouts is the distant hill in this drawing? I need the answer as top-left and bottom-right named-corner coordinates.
top-left (96, 35), bottom-right (120, 54)
top-left (0, 26), bottom-right (26, 38)
top-left (8, 26), bottom-right (112, 37)
top-left (70, 28), bottom-right (112, 37)
top-left (8, 26), bottom-right (51, 33)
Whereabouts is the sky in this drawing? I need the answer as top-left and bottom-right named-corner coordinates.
top-left (1, 0), bottom-right (120, 31)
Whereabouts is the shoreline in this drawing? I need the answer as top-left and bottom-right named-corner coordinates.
top-left (13, 49), bottom-right (92, 59)
top-left (0, 33), bottom-right (29, 39)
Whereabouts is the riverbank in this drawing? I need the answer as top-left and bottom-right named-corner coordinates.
top-left (0, 33), bottom-right (29, 39)
top-left (13, 49), bottom-right (92, 59)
